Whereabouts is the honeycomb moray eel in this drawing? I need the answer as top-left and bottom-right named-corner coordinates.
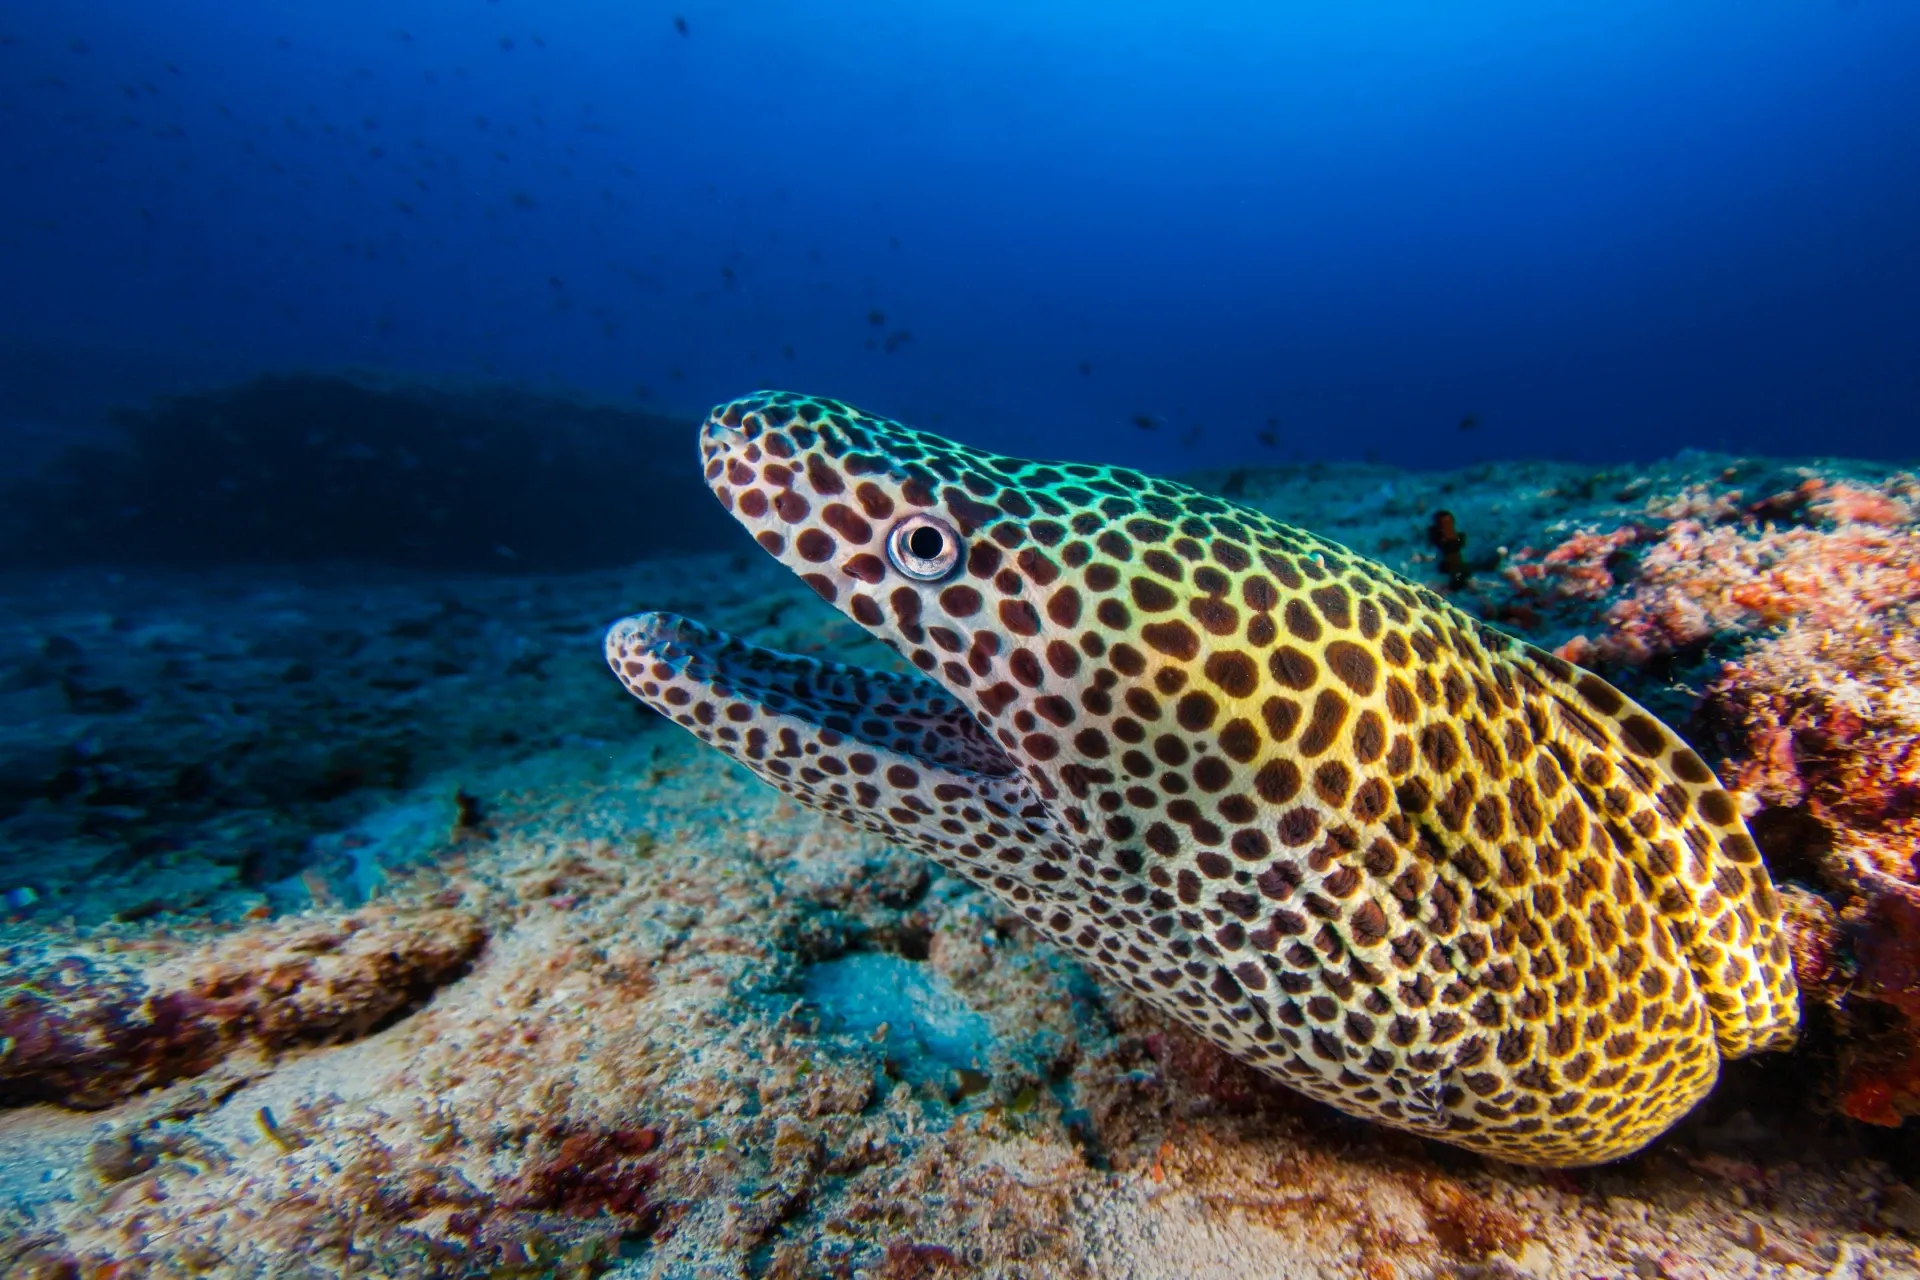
top-left (605, 392), bottom-right (1800, 1166)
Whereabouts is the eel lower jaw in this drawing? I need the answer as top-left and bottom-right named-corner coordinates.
top-left (604, 611), bottom-right (1021, 780)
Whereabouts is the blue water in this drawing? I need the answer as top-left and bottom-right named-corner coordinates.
top-left (3, 0), bottom-right (1917, 471)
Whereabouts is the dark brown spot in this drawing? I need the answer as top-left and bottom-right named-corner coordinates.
top-left (1309, 584), bottom-right (1352, 630)
top-left (1177, 692), bottom-right (1220, 731)
top-left (821, 503), bottom-right (872, 545)
top-left (1219, 718), bottom-right (1261, 762)
top-left (1576, 674), bottom-right (1623, 715)
top-left (1671, 750), bottom-right (1714, 785)
top-left (1278, 807), bottom-right (1321, 847)
top-left (1284, 599), bottom-right (1322, 642)
top-left (1420, 723), bottom-right (1462, 774)
top-left (1351, 710), bottom-right (1386, 764)
top-left (1314, 760), bottom-right (1352, 806)
top-left (1269, 646), bottom-right (1318, 691)
top-left (1697, 788), bottom-right (1737, 826)
top-left (1262, 697), bottom-right (1301, 743)
top-left (1132, 577), bottom-right (1177, 612)
top-left (1255, 759), bottom-right (1302, 804)
top-left (1142, 620), bottom-right (1200, 661)
top-left (1351, 900), bottom-right (1388, 944)
top-left (1619, 713), bottom-right (1667, 758)
top-left (940, 584), bottom-right (982, 616)
top-left (795, 528), bottom-right (837, 562)
top-left (855, 481), bottom-right (895, 520)
top-left (1001, 600), bottom-right (1042, 636)
top-left (1204, 651), bottom-right (1260, 699)
top-left (1351, 779), bottom-right (1390, 823)
top-left (1297, 690), bottom-right (1350, 757)
top-left (1324, 641), bottom-right (1378, 696)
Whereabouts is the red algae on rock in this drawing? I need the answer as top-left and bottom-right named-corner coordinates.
top-left (0, 901), bottom-right (485, 1108)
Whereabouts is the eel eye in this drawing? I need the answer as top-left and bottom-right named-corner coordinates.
top-left (886, 514), bottom-right (962, 581)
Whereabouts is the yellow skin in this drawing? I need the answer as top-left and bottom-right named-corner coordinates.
top-left (606, 392), bottom-right (1800, 1166)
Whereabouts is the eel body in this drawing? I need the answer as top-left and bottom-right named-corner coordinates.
top-left (605, 391), bottom-right (1799, 1166)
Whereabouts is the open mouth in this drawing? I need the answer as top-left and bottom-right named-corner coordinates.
top-left (605, 612), bottom-right (1019, 780)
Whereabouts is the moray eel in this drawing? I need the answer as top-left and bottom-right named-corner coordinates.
top-left (606, 392), bottom-right (1799, 1166)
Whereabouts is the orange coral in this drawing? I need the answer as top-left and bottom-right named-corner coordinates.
top-left (1588, 520), bottom-right (1920, 666)
top-left (1811, 483), bottom-right (1915, 528)
top-left (1501, 526), bottom-right (1644, 601)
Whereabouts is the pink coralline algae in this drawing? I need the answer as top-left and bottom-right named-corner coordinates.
top-left (1502, 525), bottom-right (1649, 602)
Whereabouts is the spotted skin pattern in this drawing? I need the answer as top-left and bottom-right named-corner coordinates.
top-left (606, 392), bottom-right (1800, 1166)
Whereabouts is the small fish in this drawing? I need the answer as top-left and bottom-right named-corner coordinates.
top-left (1129, 413), bottom-right (1159, 431)
top-left (1458, 412), bottom-right (1480, 432)
top-left (1256, 429), bottom-right (1278, 448)
top-left (867, 309), bottom-right (886, 327)
top-left (673, 15), bottom-right (690, 36)
top-left (1078, 361), bottom-right (1092, 377)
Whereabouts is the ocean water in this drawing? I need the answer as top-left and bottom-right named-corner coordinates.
top-left (4, 3), bottom-right (1920, 1276)
top-left (5, 0), bottom-right (1919, 471)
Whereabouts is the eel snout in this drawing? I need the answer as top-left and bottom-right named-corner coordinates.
top-left (605, 610), bottom-right (1020, 779)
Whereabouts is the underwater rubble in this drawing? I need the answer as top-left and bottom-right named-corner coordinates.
top-left (0, 448), bottom-right (1918, 1277)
